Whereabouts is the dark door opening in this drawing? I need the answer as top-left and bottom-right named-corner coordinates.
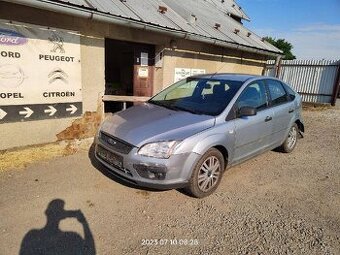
top-left (104, 39), bottom-right (155, 113)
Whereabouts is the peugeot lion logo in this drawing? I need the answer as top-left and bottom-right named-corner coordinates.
top-left (48, 32), bottom-right (65, 53)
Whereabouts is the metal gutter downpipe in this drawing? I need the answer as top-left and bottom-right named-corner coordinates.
top-left (5, 0), bottom-right (282, 57)
top-left (274, 55), bottom-right (282, 78)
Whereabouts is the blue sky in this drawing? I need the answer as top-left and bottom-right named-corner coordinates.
top-left (237, 0), bottom-right (340, 59)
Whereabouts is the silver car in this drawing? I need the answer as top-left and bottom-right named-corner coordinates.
top-left (95, 74), bottom-right (304, 198)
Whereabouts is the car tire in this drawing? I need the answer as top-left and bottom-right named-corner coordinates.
top-left (280, 123), bottom-right (298, 153)
top-left (185, 148), bottom-right (224, 198)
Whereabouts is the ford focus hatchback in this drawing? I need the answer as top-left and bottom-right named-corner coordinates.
top-left (95, 74), bottom-right (304, 198)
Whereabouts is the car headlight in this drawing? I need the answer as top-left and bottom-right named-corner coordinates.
top-left (138, 141), bottom-right (179, 159)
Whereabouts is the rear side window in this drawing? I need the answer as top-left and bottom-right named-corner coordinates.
top-left (282, 83), bottom-right (296, 101)
top-left (267, 80), bottom-right (288, 106)
top-left (237, 80), bottom-right (268, 111)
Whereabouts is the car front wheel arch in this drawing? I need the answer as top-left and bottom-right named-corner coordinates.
top-left (185, 148), bottom-right (225, 198)
top-left (296, 119), bottom-right (304, 132)
top-left (213, 145), bottom-right (228, 169)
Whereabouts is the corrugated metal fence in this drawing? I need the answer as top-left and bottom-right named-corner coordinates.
top-left (264, 60), bottom-right (340, 105)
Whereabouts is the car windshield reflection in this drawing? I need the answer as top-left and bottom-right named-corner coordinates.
top-left (149, 78), bottom-right (243, 116)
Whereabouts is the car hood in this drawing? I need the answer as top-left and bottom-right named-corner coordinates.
top-left (100, 103), bottom-right (215, 147)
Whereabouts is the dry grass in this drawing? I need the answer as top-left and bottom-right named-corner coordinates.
top-left (302, 102), bottom-right (333, 111)
top-left (0, 138), bottom-right (93, 172)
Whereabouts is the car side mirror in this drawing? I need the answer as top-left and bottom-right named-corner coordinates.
top-left (238, 106), bottom-right (257, 117)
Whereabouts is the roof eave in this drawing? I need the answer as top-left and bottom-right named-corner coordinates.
top-left (4, 0), bottom-right (282, 57)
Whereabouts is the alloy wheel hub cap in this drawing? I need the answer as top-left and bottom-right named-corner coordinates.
top-left (198, 156), bottom-right (221, 192)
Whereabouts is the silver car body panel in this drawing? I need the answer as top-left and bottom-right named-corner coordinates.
top-left (95, 74), bottom-right (304, 189)
top-left (100, 103), bottom-right (215, 147)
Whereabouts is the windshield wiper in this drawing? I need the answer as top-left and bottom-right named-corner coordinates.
top-left (149, 100), bottom-right (180, 111)
top-left (148, 100), bottom-right (162, 107)
top-left (171, 105), bottom-right (205, 115)
top-left (149, 101), bottom-right (206, 115)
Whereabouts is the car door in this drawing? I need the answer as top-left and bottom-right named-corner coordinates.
top-left (233, 80), bottom-right (274, 163)
top-left (265, 79), bottom-right (295, 146)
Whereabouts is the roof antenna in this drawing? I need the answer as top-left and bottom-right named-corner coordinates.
top-left (210, 55), bottom-right (230, 79)
top-left (210, 72), bottom-right (218, 79)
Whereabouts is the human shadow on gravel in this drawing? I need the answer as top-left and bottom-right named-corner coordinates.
top-left (88, 143), bottom-right (165, 193)
top-left (19, 199), bottom-right (96, 255)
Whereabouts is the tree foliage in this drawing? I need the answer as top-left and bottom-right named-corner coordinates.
top-left (264, 37), bottom-right (296, 60)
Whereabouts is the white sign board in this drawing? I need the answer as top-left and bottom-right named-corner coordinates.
top-left (191, 68), bottom-right (206, 76)
top-left (0, 20), bottom-right (82, 123)
top-left (174, 68), bottom-right (206, 82)
top-left (138, 67), bottom-right (149, 78)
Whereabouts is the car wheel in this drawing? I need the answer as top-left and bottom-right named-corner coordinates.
top-left (185, 148), bottom-right (224, 198)
top-left (280, 123), bottom-right (298, 153)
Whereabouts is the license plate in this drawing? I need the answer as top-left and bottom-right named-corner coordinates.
top-left (97, 146), bottom-right (123, 168)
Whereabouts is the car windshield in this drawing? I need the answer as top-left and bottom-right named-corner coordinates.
top-left (149, 77), bottom-right (243, 116)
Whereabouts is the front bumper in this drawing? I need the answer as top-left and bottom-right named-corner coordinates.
top-left (94, 136), bottom-right (200, 190)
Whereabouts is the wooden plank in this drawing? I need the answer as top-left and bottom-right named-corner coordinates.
top-left (102, 95), bottom-right (151, 102)
top-left (298, 92), bottom-right (332, 97)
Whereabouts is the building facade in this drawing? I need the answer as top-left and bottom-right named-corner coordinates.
top-left (0, 0), bottom-right (281, 150)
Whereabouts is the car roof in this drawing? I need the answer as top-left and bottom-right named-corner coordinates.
top-left (191, 73), bottom-right (261, 82)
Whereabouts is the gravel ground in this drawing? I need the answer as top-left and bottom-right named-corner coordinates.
top-left (0, 107), bottom-right (339, 255)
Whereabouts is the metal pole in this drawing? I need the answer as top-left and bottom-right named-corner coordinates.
top-left (331, 64), bottom-right (340, 106)
top-left (274, 56), bottom-right (282, 78)
top-left (261, 58), bottom-right (267, 76)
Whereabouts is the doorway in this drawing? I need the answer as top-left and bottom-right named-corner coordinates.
top-left (104, 39), bottom-right (155, 113)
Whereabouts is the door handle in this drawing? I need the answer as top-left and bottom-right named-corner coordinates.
top-left (265, 116), bottom-right (272, 122)
top-left (288, 109), bottom-right (294, 113)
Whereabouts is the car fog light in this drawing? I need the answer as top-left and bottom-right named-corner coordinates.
top-left (133, 164), bottom-right (167, 180)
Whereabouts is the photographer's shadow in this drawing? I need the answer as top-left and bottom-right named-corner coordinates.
top-left (19, 199), bottom-right (96, 255)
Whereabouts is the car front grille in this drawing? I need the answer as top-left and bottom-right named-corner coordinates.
top-left (96, 145), bottom-right (133, 177)
top-left (99, 132), bottom-right (134, 154)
